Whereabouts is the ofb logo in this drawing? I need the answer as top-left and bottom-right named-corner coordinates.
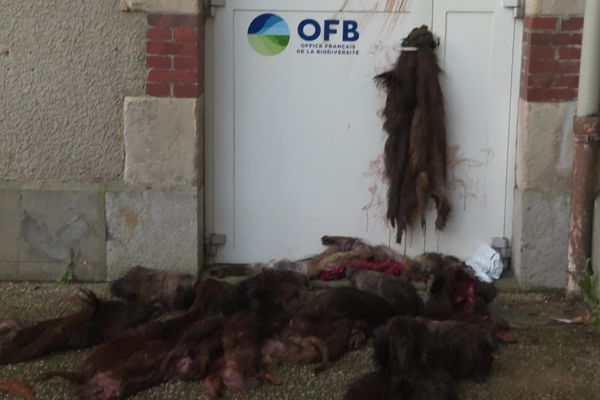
top-left (247, 14), bottom-right (290, 56)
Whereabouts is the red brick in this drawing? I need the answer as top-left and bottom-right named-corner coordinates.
top-left (524, 16), bottom-right (558, 30)
top-left (527, 45), bottom-right (555, 60)
top-left (525, 87), bottom-right (577, 102)
top-left (530, 32), bottom-right (582, 46)
top-left (556, 75), bottom-right (579, 88)
top-left (559, 47), bottom-right (581, 60)
top-left (147, 41), bottom-right (199, 56)
top-left (562, 17), bottom-right (584, 31)
top-left (147, 70), bottom-right (198, 83)
top-left (527, 59), bottom-right (580, 74)
top-left (146, 83), bottom-right (171, 97)
top-left (173, 84), bottom-right (201, 98)
top-left (525, 73), bottom-right (555, 88)
top-left (148, 14), bottom-right (199, 28)
top-left (174, 56), bottom-right (198, 70)
top-left (146, 28), bottom-right (172, 40)
top-left (179, 43), bottom-right (199, 56)
top-left (173, 28), bottom-right (199, 42)
top-left (146, 55), bottom-right (172, 69)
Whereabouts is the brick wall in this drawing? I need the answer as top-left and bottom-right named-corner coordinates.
top-left (145, 14), bottom-right (203, 98)
top-left (521, 15), bottom-right (583, 102)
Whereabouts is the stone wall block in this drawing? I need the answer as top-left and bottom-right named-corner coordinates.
top-left (120, 0), bottom-right (202, 14)
top-left (106, 189), bottom-right (198, 280)
top-left (526, 0), bottom-right (585, 16)
top-left (18, 190), bottom-right (106, 280)
top-left (0, 263), bottom-right (19, 281)
top-left (516, 100), bottom-right (575, 193)
top-left (124, 96), bottom-right (201, 187)
top-left (0, 190), bottom-right (21, 263)
top-left (512, 189), bottom-right (569, 288)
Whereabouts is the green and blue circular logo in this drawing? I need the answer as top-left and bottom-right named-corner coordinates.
top-left (247, 13), bottom-right (290, 56)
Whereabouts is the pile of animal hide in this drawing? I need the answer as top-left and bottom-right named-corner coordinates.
top-left (375, 25), bottom-right (452, 243)
top-left (0, 247), bottom-right (513, 400)
top-left (211, 235), bottom-right (422, 281)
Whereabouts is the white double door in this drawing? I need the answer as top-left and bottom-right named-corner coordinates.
top-left (206, 0), bottom-right (521, 263)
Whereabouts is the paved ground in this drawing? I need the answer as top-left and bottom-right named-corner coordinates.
top-left (0, 279), bottom-right (600, 400)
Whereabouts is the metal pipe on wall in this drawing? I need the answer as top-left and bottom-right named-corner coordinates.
top-left (566, 0), bottom-right (600, 297)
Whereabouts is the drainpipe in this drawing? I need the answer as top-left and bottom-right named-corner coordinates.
top-left (566, 0), bottom-right (600, 297)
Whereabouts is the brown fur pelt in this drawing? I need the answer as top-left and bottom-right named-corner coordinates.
top-left (417, 318), bottom-right (495, 382)
top-left (346, 269), bottom-right (424, 316)
top-left (0, 291), bottom-right (162, 365)
top-left (209, 236), bottom-right (422, 279)
top-left (344, 369), bottom-right (456, 400)
top-left (414, 253), bottom-right (463, 276)
top-left (45, 317), bottom-right (226, 400)
top-left (345, 316), bottom-right (456, 400)
top-left (110, 266), bottom-right (197, 310)
top-left (375, 25), bottom-right (451, 243)
top-left (299, 287), bottom-right (395, 330)
top-left (261, 317), bottom-right (367, 373)
top-left (423, 262), bottom-right (495, 320)
top-left (306, 236), bottom-right (417, 277)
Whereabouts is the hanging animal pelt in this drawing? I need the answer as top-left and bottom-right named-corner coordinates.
top-left (375, 25), bottom-right (451, 243)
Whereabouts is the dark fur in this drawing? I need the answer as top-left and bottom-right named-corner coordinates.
top-left (40, 278), bottom-right (261, 399)
top-left (238, 270), bottom-right (311, 332)
top-left (41, 279), bottom-right (242, 399)
top-left (423, 272), bottom-right (455, 320)
top-left (0, 318), bottom-right (42, 350)
top-left (44, 317), bottom-right (225, 400)
top-left (345, 316), bottom-right (456, 400)
top-left (209, 272), bottom-right (311, 395)
top-left (219, 311), bottom-right (265, 395)
top-left (260, 284), bottom-right (387, 373)
top-left (424, 262), bottom-right (494, 320)
top-left (344, 372), bottom-right (386, 400)
top-left (345, 370), bottom-right (456, 400)
top-left (261, 317), bottom-right (367, 372)
top-left (299, 287), bottom-right (395, 330)
top-left (202, 356), bottom-right (225, 398)
top-left (74, 341), bottom-right (186, 400)
top-left (346, 269), bottom-right (424, 316)
top-left (189, 279), bottom-right (242, 320)
top-left (0, 291), bottom-right (160, 365)
top-left (375, 26), bottom-right (451, 243)
top-left (414, 253), bottom-right (462, 276)
top-left (110, 266), bottom-right (196, 310)
top-left (418, 318), bottom-right (495, 381)
top-left (373, 316), bottom-right (432, 373)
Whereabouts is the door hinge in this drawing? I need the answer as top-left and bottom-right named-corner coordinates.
top-left (503, 0), bottom-right (524, 19)
top-left (206, 0), bottom-right (225, 17)
top-left (205, 233), bottom-right (227, 256)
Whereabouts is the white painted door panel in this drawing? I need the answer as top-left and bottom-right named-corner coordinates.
top-left (427, 0), bottom-right (517, 256)
top-left (209, 0), bottom-right (433, 263)
top-left (207, 0), bottom-right (517, 263)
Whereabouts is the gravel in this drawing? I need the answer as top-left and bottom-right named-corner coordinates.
top-left (0, 282), bottom-right (599, 400)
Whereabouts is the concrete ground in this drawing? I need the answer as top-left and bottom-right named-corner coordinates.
top-left (1, 279), bottom-right (600, 400)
